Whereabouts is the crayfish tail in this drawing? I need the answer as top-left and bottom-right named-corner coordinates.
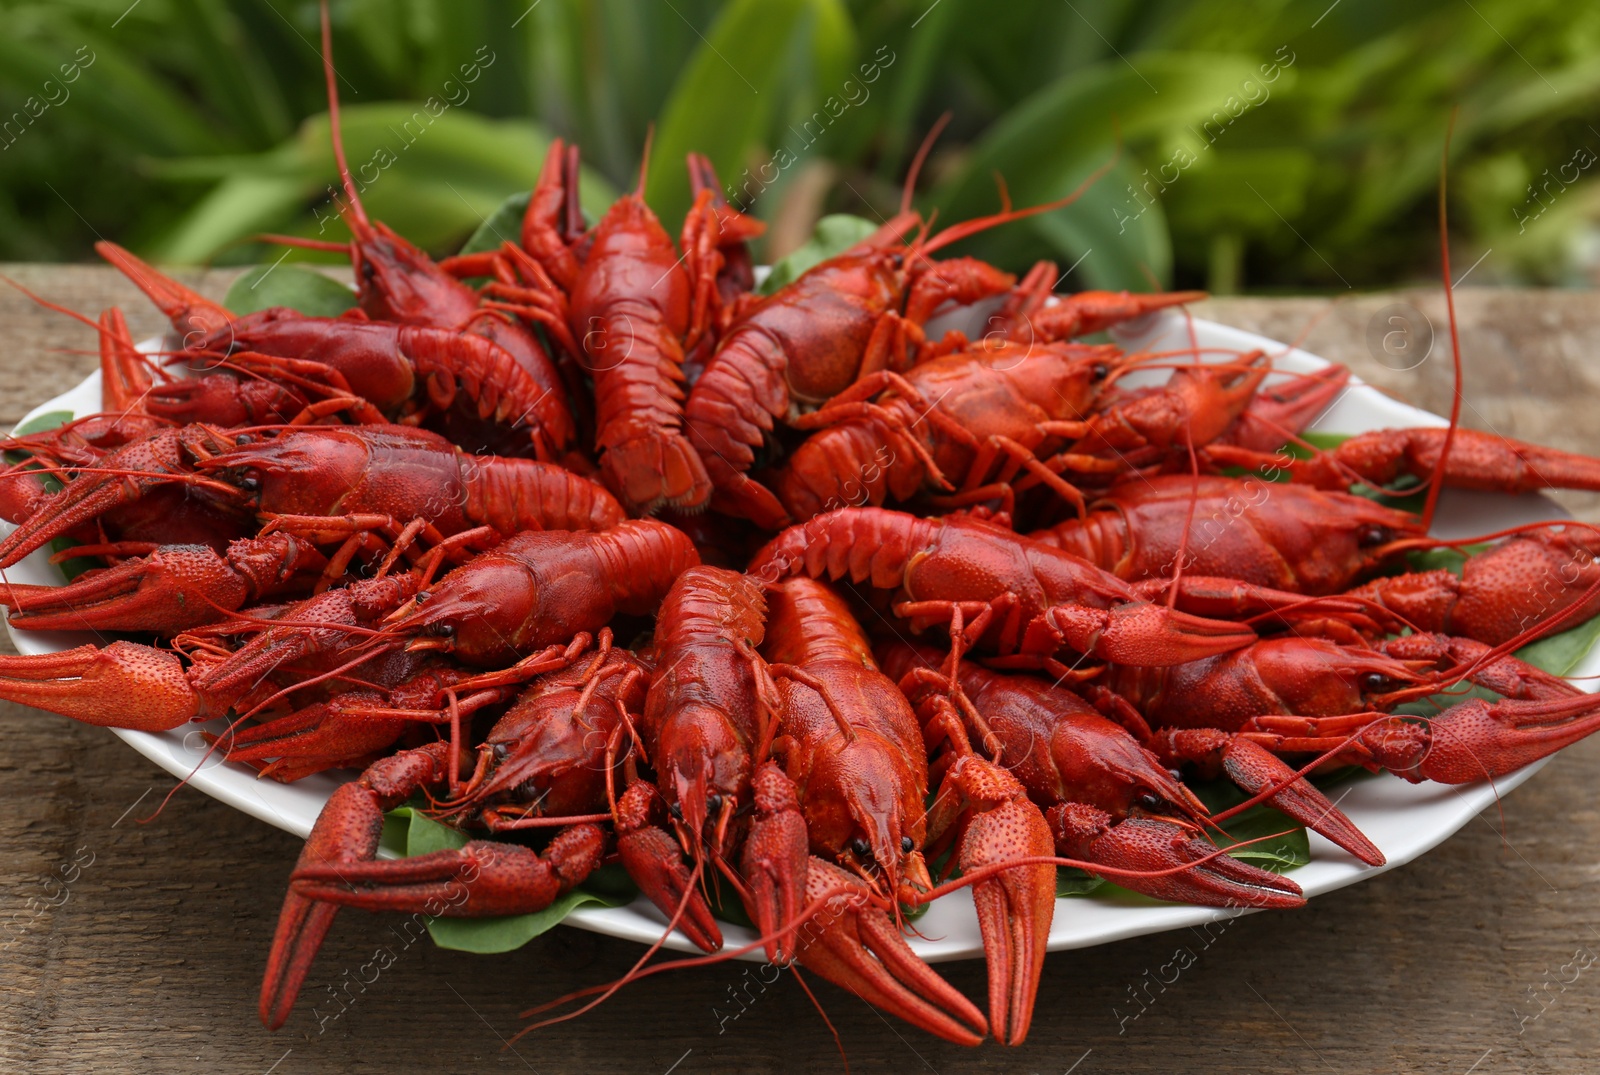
top-left (601, 431), bottom-right (713, 517)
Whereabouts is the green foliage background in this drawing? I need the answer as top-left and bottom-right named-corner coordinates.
top-left (0, 0), bottom-right (1596, 292)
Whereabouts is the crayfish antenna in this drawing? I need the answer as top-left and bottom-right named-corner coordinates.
top-left (635, 123), bottom-right (654, 198)
top-left (317, 0), bottom-right (371, 234)
top-left (1421, 107), bottom-right (1464, 534)
top-left (919, 140), bottom-right (1120, 256)
top-left (515, 866), bottom-right (987, 1048)
top-left (900, 112), bottom-right (952, 217)
top-left (507, 853), bottom-right (714, 1045)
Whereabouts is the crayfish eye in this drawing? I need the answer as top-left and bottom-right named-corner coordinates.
top-left (900, 836), bottom-right (914, 854)
top-left (1358, 526), bottom-right (1392, 548)
top-left (668, 802), bottom-right (683, 821)
top-left (432, 623), bottom-right (455, 639)
top-left (415, 591), bottom-right (430, 604)
top-left (705, 793), bottom-right (723, 814)
top-left (492, 743), bottom-right (510, 762)
top-left (1091, 363), bottom-right (1109, 381)
top-left (850, 837), bottom-right (872, 860)
top-left (890, 254), bottom-right (904, 269)
top-left (361, 260), bottom-right (376, 281)
top-left (238, 475), bottom-right (260, 493)
top-left (1363, 672), bottom-right (1391, 693)
top-left (234, 434), bottom-right (253, 445)
top-left (1137, 793), bottom-right (1165, 812)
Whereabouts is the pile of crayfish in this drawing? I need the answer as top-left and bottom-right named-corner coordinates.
top-left (7, 10), bottom-right (1600, 1052)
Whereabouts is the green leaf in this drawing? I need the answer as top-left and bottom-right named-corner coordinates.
top-left (397, 804), bottom-right (467, 856)
top-left (425, 883), bottom-right (634, 955)
top-left (1403, 542), bottom-right (1491, 576)
top-left (458, 190), bottom-right (528, 256)
top-left (1210, 808), bottom-right (1311, 870)
top-left (1295, 430), bottom-right (1352, 453)
top-left (386, 805), bottom-right (634, 955)
top-left (223, 266), bottom-right (357, 317)
top-left (11, 410), bottom-right (75, 438)
top-left (1029, 157), bottom-right (1173, 291)
top-left (455, 159), bottom-right (616, 259)
top-left (151, 107), bottom-right (569, 263)
top-left (1188, 779), bottom-right (1310, 871)
top-left (1055, 867), bottom-right (1107, 898)
top-left (928, 53), bottom-right (1262, 289)
top-left (1516, 609), bottom-right (1600, 678)
top-left (150, 174), bottom-right (321, 265)
top-left (759, 213), bottom-right (879, 293)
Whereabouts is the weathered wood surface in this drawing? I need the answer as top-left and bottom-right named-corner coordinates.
top-left (1, 268), bottom-right (1598, 1074)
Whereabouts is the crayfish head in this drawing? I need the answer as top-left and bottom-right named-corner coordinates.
top-left (351, 220), bottom-right (479, 324)
top-left (197, 427), bottom-right (372, 518)
top-left (1266, 489), bottom-right (1428, 591)
top-left (1248, 637), bottom-right (1429, 716)
top-left (389, 558), bottom-right (531, 667)
top-left (1051, 711), bottom-right (1210, 820)
top-left (805, 741), bottom-right (928, 901)
top-left (466, 678), bottom-right (628, 816)
top-left (652, 704), bottom-right (750, 860)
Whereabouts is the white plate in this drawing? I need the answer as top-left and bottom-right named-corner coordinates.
top-left (2, 311), bottom-right (1589, 962)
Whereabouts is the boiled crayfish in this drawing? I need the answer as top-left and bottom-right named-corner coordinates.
top-left (7, 4), bottom-right (1600, 1051)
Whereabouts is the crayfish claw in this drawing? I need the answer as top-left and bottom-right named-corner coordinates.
top-left (739, 762), bottom-right (809, 963)
top-left (1050, 803), bottom-right (1306, 910)
top-left (1370, 694), bottom-right (1600, 785)
top-left (95, 240), bottom-right (236, 337)
top-left (795, 856), bottom-right (989, 1047)
top-left (0, 641), bottom-right (200, 730)
top-left (1217, 737), bottom-right (1384, 866)
top-left (1, 544), bottom-right (250, 634)
top-left (1037, 601), bottom-right (1256, 667)
top-left (1158, 728), bottom-right (1384, 866)
top-left (931, 754), bottom-right (1055, 1046)
top-left (613, 782), bottom-right (723, 953)
top-left (0, 428), bottom-right (191, 568)
top-left (260, 889), bottom-right (341, 1031)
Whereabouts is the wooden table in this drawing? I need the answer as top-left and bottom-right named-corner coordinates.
top-left (2, 268), bottom-right (1599, 1074)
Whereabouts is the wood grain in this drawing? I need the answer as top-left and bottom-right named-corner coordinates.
top-left (1, 268), bottom-right (1597, 1074)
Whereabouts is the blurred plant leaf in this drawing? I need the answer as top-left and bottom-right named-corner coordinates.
top-left (646, 0), bottom-right (856, 228)
top-left (2, 0), bottom-right (1599, 285)
top-left (459, 190), bottom-right (530, 257)
top-left (456, 153), bottom-right (620, 259)
top-left (149, 105), bottom-right (588, 262)
top-left (930, 53), bottom-right (1262, 289)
